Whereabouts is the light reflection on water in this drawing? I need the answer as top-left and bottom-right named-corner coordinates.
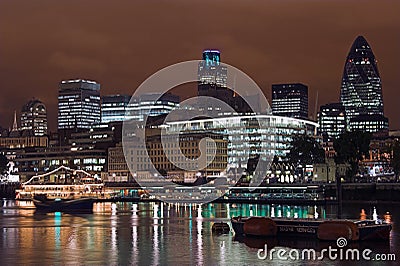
top-left (0, 200), bottom-right (398, 265)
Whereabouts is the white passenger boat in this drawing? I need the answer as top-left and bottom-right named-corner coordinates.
top-left (16, 166), bottom-right (115, 200)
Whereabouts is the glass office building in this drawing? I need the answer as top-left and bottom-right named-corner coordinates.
top-left (128, 93), bottom-right (180, 121)
top-left (348, 114), bottom-right (389, 134)
top-left (21, 99), bottom-right (48, 136)
top-left (101, 94), bottom-right (131, 123)
top-left (164, 115), bottom-right (318, 168)
top-left (317, 103), bottom-right (346, 141)
top-left (197, 50), bottom-right (258, 114)
top-left (198, 50), bottom-right (227, 87)
top-left (58, 79), bottom-right (101, 129)
top-left (101, 93), bottom-right (180, 123)
top-left (272, 83), bottom-right (308, 119)
top-left (340, 36), bottom-right (388, 133)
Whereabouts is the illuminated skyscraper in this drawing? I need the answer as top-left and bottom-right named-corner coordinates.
top-left (340, 36), bottom-right (388, 133)
top-left (131, 93), bottom-right (180, 121)
top-left (198, 50), bottom-right (227, 87)
top-left (317, 103), bottom-right (346, 141)
top-left (271, 83), bottom-right (308, 119)
top-left (197, 50), bottom-right (257, 114)
top-left (101, 94), bottom-right (131, 123)
top-left (58, 79), bottom-right (101, 129)
top-left (21, 99), bottom-right (48, 136)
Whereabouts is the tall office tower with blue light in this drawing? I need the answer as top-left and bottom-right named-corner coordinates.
top-left (58, 79), bottom-right (101, 130)
top-left (340, 36), bottom-right (388, 134)
top-left (198, 50), bottom-right (227, 87)
top-left (197, 50), bottom-right (256, 114)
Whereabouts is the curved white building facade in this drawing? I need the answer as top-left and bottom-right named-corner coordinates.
top-left (164, 115), bottom-right (318, 169)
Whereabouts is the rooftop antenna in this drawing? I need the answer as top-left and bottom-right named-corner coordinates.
top-left (12, 111), bottom-right (18, 131)
top-left (233, 74), bottom-right (237, 97)
top-left (314, 90), bottom-right (319, 121)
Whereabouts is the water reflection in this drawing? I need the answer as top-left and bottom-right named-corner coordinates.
top-left (234, 234), bottom-right (391, 254)
top-left (54, 212), bottom-right (61, 250)
top-left (197, 215), bottom-right (204, 265)
top-left (110, 207), bottom-right (118, 265)
top-left (152, 203), bottom-right (159, 266)
top-left (0, 200), bottom-right (398, 265)
top-left (111, 203), bottom-right (117, 215)
top-left (197, 204), bottom-right (203, 266)
top-left (197, 204), bottom-right (202, 219)
top-left (160, 202), bottom-right (164, 219)
top-left (132, 203), bottom-right (138, 215)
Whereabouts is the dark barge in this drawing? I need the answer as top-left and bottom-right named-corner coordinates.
top-left (231, 216), bottom-right (392, 241)
top-left (32, 195), bottom-right (95, 213)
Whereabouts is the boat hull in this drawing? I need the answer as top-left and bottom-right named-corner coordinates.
top-left (359, 223), bottom-right (392, 240)
top-left (231, 216), bottom-right (392, 241)
top-left (33, 197), bottom-right (95, 213)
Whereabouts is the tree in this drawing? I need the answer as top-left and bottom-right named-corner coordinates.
top-left (392, 140), bottom-right (400, 180)
top-left (272, 155), bottom-right (281, 164)
top-left (0, 154), bottom-right (8, 175)
top-left (287, 135), bottom-right (325, 165)
top-left (333, 131), bottom-right (371, 182)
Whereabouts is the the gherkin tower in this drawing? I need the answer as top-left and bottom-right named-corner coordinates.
top-left (340, 36), bottom-right (388, 134)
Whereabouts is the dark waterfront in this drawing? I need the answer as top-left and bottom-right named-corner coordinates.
top-left (0, 200), bottom-right (398, 265)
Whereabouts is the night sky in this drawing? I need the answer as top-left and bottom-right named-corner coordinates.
top-left (1, 0), bottom-right (399, 130)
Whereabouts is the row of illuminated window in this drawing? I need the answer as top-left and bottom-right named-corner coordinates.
top-left (147, 149), bottom-right (199, 156)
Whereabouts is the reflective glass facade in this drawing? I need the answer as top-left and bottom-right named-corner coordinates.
top-left (165, 115), bottom-right (318, 169)
top-left (58, 79), bottom-right (101, 129)
top-left (198, 50), bottom-right (227, 87)
top-left (101, 94), bottom-right (131, 123)
top-left (21, 99), bottom-right (48, 136)
top-left (197, 50), bottom-right (258, 114)
top-left (272, 83), bottom-right (308, 119)
top-left (348, 114), bottom-right (389, 135)
top-left (127, 93), bottom-right (180, 121)
top-left (340, 36), bottom-right (388, 133)
top-left (317, 103), bottom-right (346, 141)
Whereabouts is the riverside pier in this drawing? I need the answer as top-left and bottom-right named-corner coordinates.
top-left (4, 181), bottom-right (400, 203)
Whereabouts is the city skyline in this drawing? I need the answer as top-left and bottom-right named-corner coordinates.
top-left (0, 0), bottom-right (399, 130)
top-left (1, 2), bottom-right (400, 265)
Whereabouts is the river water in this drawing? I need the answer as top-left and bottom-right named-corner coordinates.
top-left (0, 200), bottom-right (398, 265)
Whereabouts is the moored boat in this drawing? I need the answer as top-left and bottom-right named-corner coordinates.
top-left (16, 166), bottom-right (115, 201)
top-left (212, 222), bottom-right (231, 233)
top-left (231, 216), bottom-right (392, 241)
top-left (33, 195), bottom-right (95, 213)
top-left (355, 219), bottom-right (392, 241)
